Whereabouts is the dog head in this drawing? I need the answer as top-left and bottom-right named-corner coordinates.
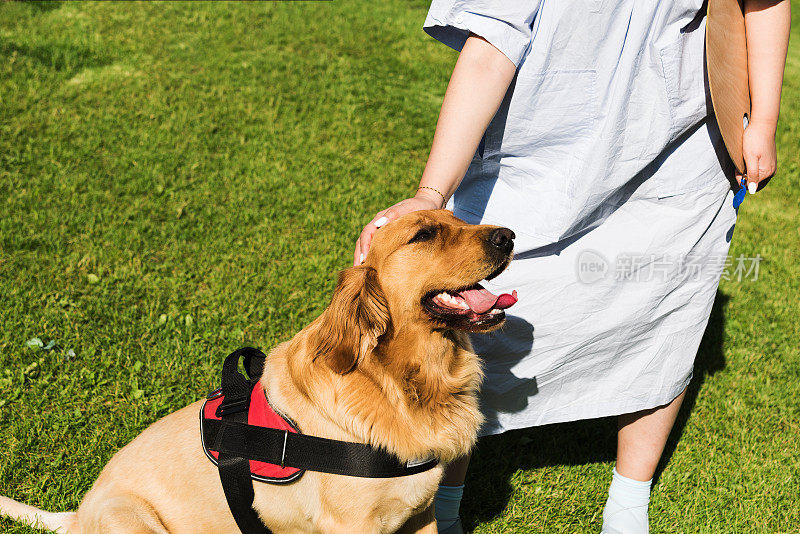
top-left (312, 210), bottom-right (516, 374)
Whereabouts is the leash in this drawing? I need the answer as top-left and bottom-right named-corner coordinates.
top-left (733, 176), bottom-right (747, 209)
top-left (205, 347), bottom-right (439, 533)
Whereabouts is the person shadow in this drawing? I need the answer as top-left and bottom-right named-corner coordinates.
top-left (460, 291), bottom-right (730, 531)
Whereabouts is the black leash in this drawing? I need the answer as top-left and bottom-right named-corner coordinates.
top-left (208, 347), bottom-right (438, 533)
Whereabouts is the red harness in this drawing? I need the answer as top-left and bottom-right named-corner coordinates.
top-left (200, 347), bottom-right (438, 534)
top-left (201, 383), bottom-right (303, 483)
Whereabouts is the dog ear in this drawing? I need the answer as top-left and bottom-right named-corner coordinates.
top-left (313, 265), bottom-right (391, 374)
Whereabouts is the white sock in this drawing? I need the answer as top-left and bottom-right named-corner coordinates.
top-left (601, 467), bottom-right (651, 534)
top-left (434, 484), bottom-right (463, 532)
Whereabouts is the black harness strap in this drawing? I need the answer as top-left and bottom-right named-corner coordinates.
top-left (215, 347), bottom-right (272, 534)
top-left (204, 419), bottom-right (438, 478)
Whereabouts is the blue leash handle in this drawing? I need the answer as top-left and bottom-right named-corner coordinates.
top-left (733, 177), bottom-right (747, 210)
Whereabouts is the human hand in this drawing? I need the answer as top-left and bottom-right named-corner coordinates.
top-left (737, 117), bottom-right (778, 193)
top-left (353, 190), bottom-right (443, 266)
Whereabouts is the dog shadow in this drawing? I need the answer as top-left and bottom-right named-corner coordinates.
top-left (460, 291), bottom-right (730, 531)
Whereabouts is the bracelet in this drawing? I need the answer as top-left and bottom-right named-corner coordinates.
top-left (417, 186), bottom-right (447, 206)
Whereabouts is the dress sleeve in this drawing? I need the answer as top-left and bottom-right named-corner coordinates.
top-left (423, 0), bottom-right (541, 67)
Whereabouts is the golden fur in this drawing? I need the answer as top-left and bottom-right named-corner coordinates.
top-left (0, 210), bottom-right (514, 533)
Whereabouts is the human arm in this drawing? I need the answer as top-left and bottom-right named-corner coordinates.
top-left (353, 34), bottom-right (517, 265)
top-left (740, 0), bottom-right (791, 192)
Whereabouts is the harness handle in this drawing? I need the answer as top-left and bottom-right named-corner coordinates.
top-left (217, 347), bottom-right (266, 418)
top-left (216, 347), bottom-right (273, 534)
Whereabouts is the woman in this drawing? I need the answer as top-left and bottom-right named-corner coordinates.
top-left (355, 1), bottom-right (790, 532)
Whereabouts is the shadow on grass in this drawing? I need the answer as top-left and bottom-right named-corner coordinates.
top-left (19, 0), bottom-right (63, 12)
top-left (0, 41), bottom-right (111, 75)
top-left (461, 291), bottom-right (730, 530)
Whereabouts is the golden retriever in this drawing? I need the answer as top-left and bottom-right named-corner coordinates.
top-left (0, 209), bottom-right (516, 534)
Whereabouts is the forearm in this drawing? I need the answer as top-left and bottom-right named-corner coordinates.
top-left (744, 0), bottom-right (791, 131)
top-left (417, 34), bottom-right (517, 206)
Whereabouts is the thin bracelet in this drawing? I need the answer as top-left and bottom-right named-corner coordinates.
top-left (417, 186), bottom-right (447, 206)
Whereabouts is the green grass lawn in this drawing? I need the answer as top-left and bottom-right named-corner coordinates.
top-left (1, 1), bottom-right (798, 532)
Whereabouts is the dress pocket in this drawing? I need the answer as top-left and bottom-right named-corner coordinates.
top-left (494, 69), bottom-right (597, 181)
top-left (647, 26), bottom-right (716, 199)
top-left (659, 28), bottom-right (708, 140)
top-left (467, 69), bottom-right (598, 242)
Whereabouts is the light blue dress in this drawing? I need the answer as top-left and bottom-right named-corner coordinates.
top-left (424, 0), bottom-right (739, 434)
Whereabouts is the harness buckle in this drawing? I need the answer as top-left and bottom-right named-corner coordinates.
top-left (280, 430), bottom-right (289, 469)
top-left (215, 395), bottom-right (250, 417)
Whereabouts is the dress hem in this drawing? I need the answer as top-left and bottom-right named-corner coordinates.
top-left (478, 373), bottom-right (693, 437)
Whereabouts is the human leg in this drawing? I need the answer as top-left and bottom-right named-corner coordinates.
top-left (435, 455), bottom-right (471, 534)
top-left (602, 389), bottom-right (687, 533)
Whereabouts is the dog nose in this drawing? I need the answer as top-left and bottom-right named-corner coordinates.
top-left (489, 228), bottom-right (515, 252)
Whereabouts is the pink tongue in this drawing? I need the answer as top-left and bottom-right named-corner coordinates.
top-left (458, 287), bottom-right (518, 314)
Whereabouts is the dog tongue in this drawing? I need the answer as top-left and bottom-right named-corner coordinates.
top-left (458, 286), bottom-right (518, 314)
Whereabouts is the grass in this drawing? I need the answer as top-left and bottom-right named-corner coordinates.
top-left (1, 1), bottom-right (798, 532)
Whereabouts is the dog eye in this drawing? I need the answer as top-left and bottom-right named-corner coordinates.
top-left (408, 227), bottom-right (437, 244)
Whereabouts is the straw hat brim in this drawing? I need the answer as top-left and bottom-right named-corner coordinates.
top-left (706, 0), bottom-right (750, 174)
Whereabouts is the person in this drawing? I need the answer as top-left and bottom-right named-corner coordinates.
top-left (354, 1), bottom-right (790, 532)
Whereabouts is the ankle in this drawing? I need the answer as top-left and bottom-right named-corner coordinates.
top-left (434, 484), bottom-right (464, 531)
top-left (615, 464), bottom-right (656, 483)
top-left (610, 468), bottom-right (652, 503)
top-left (601, 467), bottom-right (651, 534)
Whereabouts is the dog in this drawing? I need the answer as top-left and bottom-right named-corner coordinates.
top-left (0, 209), bottom-right (517, 533)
